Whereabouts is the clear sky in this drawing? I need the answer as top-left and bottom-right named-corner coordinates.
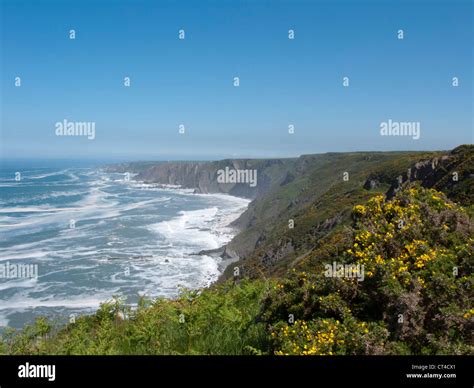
top-left (1, 0), bottom-right (472, 161)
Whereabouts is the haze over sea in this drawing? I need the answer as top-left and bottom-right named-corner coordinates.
top-left (0, 161), bottom-right (249, 328)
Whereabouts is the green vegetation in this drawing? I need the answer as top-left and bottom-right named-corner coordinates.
top-left (1, 280), bottom-right (270, 355)
top-left (226, 146), bottom-right (473, 279)
top-left (225, 151), bottom-right (438, 277)
top-left (264, 185), bottom-right (473, 355)
top-left (1, 146), bottom-right (472, 355)
top-left (2, 185), bottom-right (472, 355)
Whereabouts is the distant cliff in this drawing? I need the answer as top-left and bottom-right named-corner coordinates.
top-left (107, 158), bottom-right (298, 199)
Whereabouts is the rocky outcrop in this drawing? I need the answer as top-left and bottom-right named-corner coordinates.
top-left (386, 156), bottom-right (449, 198)
top-left (364, 179), bottom-right (380, 190)
top-left (386, 145), bottom-right (473, 205)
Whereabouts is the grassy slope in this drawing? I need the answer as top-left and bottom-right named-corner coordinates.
top-left (1, 280), bottom-right (271, 355)
top-left (225, 150), bottom-right (443, 278)
top-left (1, 146), bottom-right (472, 355)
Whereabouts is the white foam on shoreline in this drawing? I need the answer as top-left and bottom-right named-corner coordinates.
top-left (0, 295), bottom-right (108, 310)
top-left (0, 169), bottom-right (251, 328)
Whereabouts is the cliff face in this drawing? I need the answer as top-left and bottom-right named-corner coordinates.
top-left (112, 158), bottom-right (297, 199)
top-left (386, 145), bottom-right (474, 206)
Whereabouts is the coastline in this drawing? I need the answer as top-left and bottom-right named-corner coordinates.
top-left (0, 167), bottom-right (251, 329)
top-left (129, 176), bottom-right (250, 285)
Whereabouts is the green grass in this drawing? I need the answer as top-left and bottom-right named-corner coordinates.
top-left (1, 279), bottom-right (271, 355)
top-left (226, 150), bottom-right (443, 279)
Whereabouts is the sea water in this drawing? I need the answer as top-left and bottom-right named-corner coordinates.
top-left (0, 162), bottom-right (249, 328)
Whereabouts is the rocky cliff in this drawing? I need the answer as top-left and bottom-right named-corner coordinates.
top-left (108, 158), bottom-right (297, 199)
top-left (385, 145), bottom-right (474, 206)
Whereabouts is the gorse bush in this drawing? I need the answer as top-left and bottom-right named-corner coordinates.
top-left (1, 185), bottom-right (472, 355)
top-left (262, 185), bottom-right (473, 355)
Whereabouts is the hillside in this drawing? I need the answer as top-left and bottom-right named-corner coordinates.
top-left (2, 183), bottom-right (471, 355)
top-left (106, 146), bottom-right (473, 280)
top-left (224, 146), bottom-right (473, 279)
top-left (2, 145), bottom-right (472, 355)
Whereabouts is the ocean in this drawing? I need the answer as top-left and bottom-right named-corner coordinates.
top-left (0, 163), bottom-right (249, 328)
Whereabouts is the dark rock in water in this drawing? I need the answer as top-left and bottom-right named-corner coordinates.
top-left (132, 255), bottom-right (152, 260)
top-left (164, 259), bottom-right (169, 263)
top-left (197, 247), bottom-right (225, 257)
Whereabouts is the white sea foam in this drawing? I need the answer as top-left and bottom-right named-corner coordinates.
top-left (0, 277), bottom-right (38, 291)
top-left (0, 167), bottom-right (251, 328)
top-left (0, 190), bottom-right (87, 205)
top-left (0, 293), bottom-right (111, 310)
top-left (0, 250), bottom-right (51, 261)
top-left (128, 181), bottom-right (194, 195)
top-left (150, 207), bottom-right (222, 249)
top-left (28, 170), bottom-right (68, 180)
top-left (0, 205), bottom-right (76, 213)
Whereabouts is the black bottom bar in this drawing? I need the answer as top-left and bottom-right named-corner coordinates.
top-left (0, 355), bottom-right (470, 387)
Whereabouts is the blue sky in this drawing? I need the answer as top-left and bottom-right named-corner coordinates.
top-left (1, 0), bottom-right (472, 161)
